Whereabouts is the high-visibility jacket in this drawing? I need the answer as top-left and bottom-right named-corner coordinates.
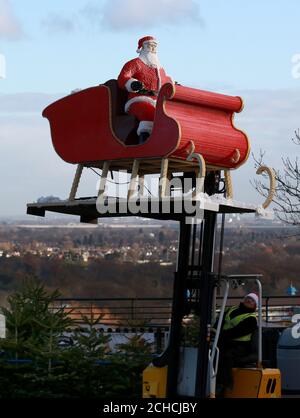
top-left (222, 306), bottom-right (256, 342)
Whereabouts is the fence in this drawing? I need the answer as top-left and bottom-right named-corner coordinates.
top-left (52, 295), bottom-right (300, 328)
top-left (52, 297), bottom-right (172, 328)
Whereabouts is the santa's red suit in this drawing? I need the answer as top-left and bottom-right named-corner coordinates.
top-left (117, 38), bottom-right (173, 136)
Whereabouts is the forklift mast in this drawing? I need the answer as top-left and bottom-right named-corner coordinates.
top-left (163, 171), bottom-right (220, 397)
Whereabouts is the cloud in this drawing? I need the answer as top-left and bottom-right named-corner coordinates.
top-left (231, 88), bottom-right (300, 205)
top-left (0, 0), bottom-right (23, 40)
top-left (41, 0), bottom-right (202, 35)
top-left (41, 13), bottom-right (76, 34)
top-left (0, 113), bottom-right (77, 217)
top-left (0, 92), bottom-right (61, 113)
top-left (82, 0), bottom-right (202, 30)
top-left (236, 88), bottom-right (300, 154)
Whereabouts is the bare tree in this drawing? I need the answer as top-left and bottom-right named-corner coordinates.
top-left (253, 129), bottom-right (300, 226)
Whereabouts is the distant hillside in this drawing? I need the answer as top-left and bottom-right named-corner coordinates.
top-left (0, 224), bottom-right (299, 303)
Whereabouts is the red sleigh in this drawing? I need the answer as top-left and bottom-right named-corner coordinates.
top-left (42, 80), bottom-right (254, 203)
top-left (43, 81), bottom-right (249, 171)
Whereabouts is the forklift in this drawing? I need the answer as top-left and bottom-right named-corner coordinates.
top-left (142, 172), bottom-right (281, 399)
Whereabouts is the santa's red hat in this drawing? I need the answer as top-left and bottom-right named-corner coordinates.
top-left (137, 36), bottom-right (157, 53)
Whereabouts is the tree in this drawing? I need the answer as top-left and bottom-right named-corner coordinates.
top-left (0, 278), bottom-right (72, 361)
top-left (0, 279), bottom-right (74, 398)
top-left (88, 234), bottom-right (94, 246)
top-left (254, 129), bottom-right (300, 226)
top-left (0, 280), bottom-right (154, 398)
top-left (113, 334), bottom-right (153, 397)
top-left (60, 313), bottom-right (113, 398)
top-left (158, 231), bottom-right (165, 244)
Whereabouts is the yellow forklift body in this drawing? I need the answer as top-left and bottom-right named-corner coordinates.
top-left (143, 365), bottom-right (281, 398)
top-left (143, 365), bottom-right (168, 398)
top-left (225, 368), bottom-right (281, 398)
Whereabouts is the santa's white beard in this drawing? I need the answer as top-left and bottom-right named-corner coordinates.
top-left (139, 49), bottom-right (161, 68)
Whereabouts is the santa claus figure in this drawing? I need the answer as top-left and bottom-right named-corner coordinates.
top-left (118, 36), bottom-right (173, 144)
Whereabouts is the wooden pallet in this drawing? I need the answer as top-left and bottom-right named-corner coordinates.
top-left (68, 155), bottom-right (236, 203)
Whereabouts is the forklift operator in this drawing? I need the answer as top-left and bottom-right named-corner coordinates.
top-left (215, 293), bottom-right (258, 394)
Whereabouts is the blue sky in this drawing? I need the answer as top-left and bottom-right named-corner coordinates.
top-left (0, 0), bottom-right (300, 216)
top-left (1, 0), bottom-right (300, 93)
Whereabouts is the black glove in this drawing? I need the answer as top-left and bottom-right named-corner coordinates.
top-left (131, 80), bottom-right (144, 92)
top-left (138, 88), bottom-right (157, 96)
